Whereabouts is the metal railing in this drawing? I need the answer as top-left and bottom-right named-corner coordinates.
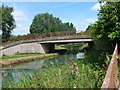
top-left (101, 44), bottom-right (119, 88)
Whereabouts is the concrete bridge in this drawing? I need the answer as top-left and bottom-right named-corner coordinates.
top-left (0, 32), bottom-right (93, 56)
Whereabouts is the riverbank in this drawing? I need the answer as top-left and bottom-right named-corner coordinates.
top-left (0, 53), bottom-right (58, 67)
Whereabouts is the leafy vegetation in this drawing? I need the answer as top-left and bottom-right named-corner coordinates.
top-left (0, 5), bottom-right (16, 42)
top-left (81, 43), bottom-right (88, 49)
top-left (87, 2), bottom-right (120, 52)
top-left (30, 13), bottom-right (76, 34)
top-left (55, 44), bottom-right (67, 49)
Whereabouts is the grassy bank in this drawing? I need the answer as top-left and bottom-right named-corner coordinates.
top-left (55, 44), bottom-right (67, 49)
top-left (1, 53), bottom-right (47, 60)
top-left (0, 53), bottom-right (58, 67)
top-left (81, 43), bottom-right (88, 49)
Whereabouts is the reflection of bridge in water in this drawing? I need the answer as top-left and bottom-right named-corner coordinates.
top-left (0, 31), bottom-right (93, 56)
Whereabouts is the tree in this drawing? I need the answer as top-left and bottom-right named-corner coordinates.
top-left (0, 5), bottom-right (16, 42)
top-left (63, 22), bottom-right (76, 31)
top-left (88, 2), bottom-right (120, 52)
top-left (30, 13), bottom-right (76, 34)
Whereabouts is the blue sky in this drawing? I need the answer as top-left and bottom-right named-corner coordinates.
top-left (2, 1), bottom-right (102, 35)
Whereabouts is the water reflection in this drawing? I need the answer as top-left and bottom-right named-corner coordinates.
top-left (2, 69), bottom-right (36, 85)
top-left (5, 60), bottom-right (44, 69)
top-left (77, 53), bottom-right (84, 59)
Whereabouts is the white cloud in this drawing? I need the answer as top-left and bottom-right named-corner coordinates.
top-left (86, 18), bottom-right (98, 23)
top-left (76, 22), bottom-right (87, 33)
top-left (13, 24), bottom-right (29, 35)
top-left (52, 3), bottom-right (77, 9)
top-left (91, 3), bottom-right (100, 11)
top-left (91, 2), bottom-right (105, 11)
top-left (76, 28), bottom-right (86, 33)
top-left (12, 10), bottom-right (29, 21)
top-left (12, 4), bottom-right (30, 22)
top-left (10, 4), bottom-right (31, 35)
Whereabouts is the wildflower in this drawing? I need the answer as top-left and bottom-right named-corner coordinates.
top-left (74, 86), bottom-right (76, 88)
top-left (74, 63), bottom-right (77, 66)
top-left (76, 72), bottom-right (79, 74)
top-left (71, 70), bottom-right (74, 73)
top-left (3, 73), bottom-right (8, 77)
top-left (76, 67), bottom-right (79, 70)
top-left (76, 72), bottom-right (79, 76)
top-left (50, 62), bottom-right (54, 65)
top-left (70, 58), bottom-right (72, 60)
top-left (69, 66), bottom-right (73, 69)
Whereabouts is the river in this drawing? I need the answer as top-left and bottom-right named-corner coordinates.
top-left (2, 45), bottom-right (85, 86)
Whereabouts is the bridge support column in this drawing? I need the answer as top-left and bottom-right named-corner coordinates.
top-left (40, 43), bottom-right (55, 53)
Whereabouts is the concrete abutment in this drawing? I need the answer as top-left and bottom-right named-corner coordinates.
top-left (0, 43), bottom-right (55, 56)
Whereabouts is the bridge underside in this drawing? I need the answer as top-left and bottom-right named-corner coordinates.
top-left (41, 43), bottom-right (55, 53)
top-left (40, 41), bottom-right (94, 53)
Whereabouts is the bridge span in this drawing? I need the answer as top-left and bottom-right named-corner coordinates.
top-left (0, 33), bottom-right (93, 56)
top-left (40, 38), bottom-right (92, 44)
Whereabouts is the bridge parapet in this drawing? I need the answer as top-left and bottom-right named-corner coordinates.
top-left (12, 31), bottom-right (89, 40)
top-left (1, 33), bottom-right (91, 49)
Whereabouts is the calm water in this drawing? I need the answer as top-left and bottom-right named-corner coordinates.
top-left (2, 45), bottom-right (84, 85)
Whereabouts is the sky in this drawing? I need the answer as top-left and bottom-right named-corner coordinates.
top-left (1, 1), bottom-right (103, 35)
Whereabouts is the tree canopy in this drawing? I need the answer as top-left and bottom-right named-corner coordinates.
top-left (87, 2), bottom-right (120, 52)
top-left (0, 5), bottom-right (16, 42)
top-left (30, 13), bottom-right (76, 34)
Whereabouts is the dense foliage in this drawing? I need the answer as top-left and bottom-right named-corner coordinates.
top-left (87, 2), bottom-right (120, 52)
top-left (30, 13), bottom-right (76, 34)
top-left (0, 5), bottom-right (16, 42)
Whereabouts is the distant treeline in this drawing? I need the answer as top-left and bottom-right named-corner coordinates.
top-left (30, 13), bottom-right (76, 34)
